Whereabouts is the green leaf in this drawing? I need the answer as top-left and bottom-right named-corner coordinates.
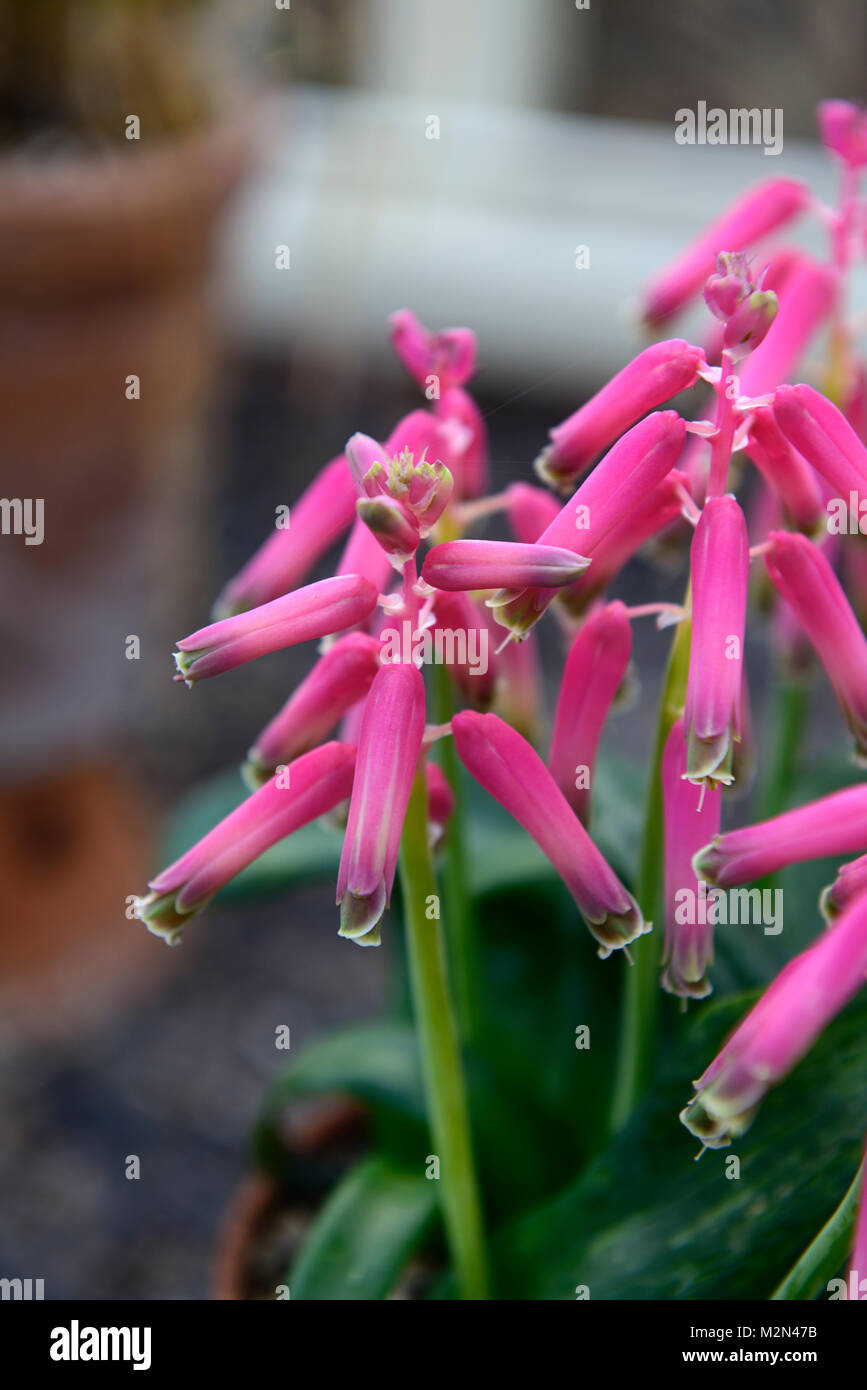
top-left (488, 988), bottom-right (867, 1299)
top-left (289, 1157), bottom-right (438, 1300)
top-left (252, 1021), bottom-right (427, 1177)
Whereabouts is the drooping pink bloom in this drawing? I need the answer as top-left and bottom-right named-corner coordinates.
top-left (136, 742), bottom-right (357, 943)
top-left (174, 575), bottom-right (379, 685)
top-left (764, 529), bottom-right (867, 759)
top-left (661, 719), bottom-right (722, 1000)
top-left (548, 602), bottom-right (632, 824)
top-left (745, 407), bottom-right (825, 533)
top-left (389, 309), bottom-right (476, 391)
top-left (244, 632), bottom-right (381, 787)
top-left (737, 258), bottom-right (836, 397)
top-left (214, 455), bottom-right (358, 616)
top-left (695, 783), bottom-right (867, 887)
top-left (506, 483), bottom-right (561, 543)
top-left (683, 495), bottom-right (749, 787)
top-left (429, 589), bottom-right (497, 708)
top-left (426, 762), bottom-right (455, 852)
top-left (422, 538), bottom-right (589, 592)
top-left (818, 100), bottom-right (867, 169)
top-left (452, 710), bottom-right (648, 957)
top-left (437, 386), bottom-right (490, 499)
top-left (680, 890), bottom-right (867, 1147)
top-left (535, 340), bottom-right (704, 490)
top-left (490, 411), bottom-right (687, 638)
top-left (559, 468), bottom-right (688, 614)
top-left (642, 178), bottom-right (809, 327)
top-left (821, 852), bottom-right (867, 921)
top-left (774, 383), bottom-right (867, 498)
top-left (336, 662), bottom-right (426, 945)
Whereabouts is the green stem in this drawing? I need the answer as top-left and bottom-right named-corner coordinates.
top-left (609, 608), bottom-right (692, 1134)
top-left (398, 765), bottom-right (489, 1299)
top-left (758, 679), bottom-right (810, 825)
top-left (771, 1160), bottom-right (864, 1300)
top-left (432, 663), bottom-right (483, 1042)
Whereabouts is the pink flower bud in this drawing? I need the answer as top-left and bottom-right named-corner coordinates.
top-left (548, 602), bottom-right (632, 825)
top-left (642, 178), bottom-right (809, 327)
top-left (337, 662), bottom-right (426, 945)
top-left (684, 496), bottom-right (749, 787)
top-left (536, 340), bottom-right (703, 489)
top-left (773, 383), bottom-right (867, 498)
top-left (429, 589), bottom-right (497, 707)
top-left (680, 891), bottom-right (867, 1146)
top-left (389, 309), bottom-right (476, 390)
top-left (745, 407), bottom-right (825, 533)
top-left (174, 575), bottom-right (379, 685)
top-left (452, 710), bottom-right (648, 957)
top-left (244, 632), bottom-right (381, 787)
top-left (357, 496), bottom-right (422, 566)
top-left (765, 530), bottom-right (867, 760)
top-left (422, 538), bottom-right (590, 592)
top-left (818, 100), bottom-right (867, 169)
top-left (661, 719), bottom-right (722, 1000)
top-left (136, 742), bottom-right (357, 943)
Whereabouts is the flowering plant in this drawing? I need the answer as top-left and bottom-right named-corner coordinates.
top-left (139, 102), bottom-right (867, 1301)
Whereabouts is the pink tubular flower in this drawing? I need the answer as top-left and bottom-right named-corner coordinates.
top-left (737, 258), bottom-right (836, 398)
top-left (703, 252), bottom-right (778, 362)
top-left (136, 742), bottom-right (357, 944)
top-left (214, 455), bottom-right (358, 617)
top-left (389, 310), bottom-right (476, 391)
top-left (490, 411), bottom-right (687, 638)
top-left (821, 852), bottom-right (867, 921)
top-left (661, 719), bottom-right (722, 1000)
top-left (694, 783), bottom-right (867, 888)
top-left (506, 483), bottom-right (561, 543)
top-left (773, 383), bottom-right (867, 498)
top-left (559, 468), bottom-right (688, 614)
top-left (535, 340), bottom-right (704, 490)
top-left (818, 100), bottom-right (867, 169)
top-left (683, 495), bottom-right (749, 787)
top-left (244, 632), bottom-right (381, 788)
top-left (641, 177), bottom-right (809, 327)
top-left (452, 710), bottom-right (648, 957)
top-left (764, 530), bottom-right (867, 759)
top-left (174, 575), bottom-right (379, 685)
top-left (548, 601), bottom-right (632, 824)
top-left (422, 538), bottom-right (589, 592)
top-left (336, 662), bottom-right (426, 946)
top-left (745, 407), bottom-right (825, 532)
top-left (680, 890), bottom-right (867, 1147)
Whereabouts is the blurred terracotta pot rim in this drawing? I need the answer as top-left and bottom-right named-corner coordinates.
top-left (0, 118), bottom-right (256, 303)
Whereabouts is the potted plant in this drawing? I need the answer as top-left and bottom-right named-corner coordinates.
top-left (140, 102), bottom-right (867, 1300)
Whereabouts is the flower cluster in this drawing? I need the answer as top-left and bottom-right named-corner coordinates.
top-left (136, 100), bottom-right (867, 1287)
